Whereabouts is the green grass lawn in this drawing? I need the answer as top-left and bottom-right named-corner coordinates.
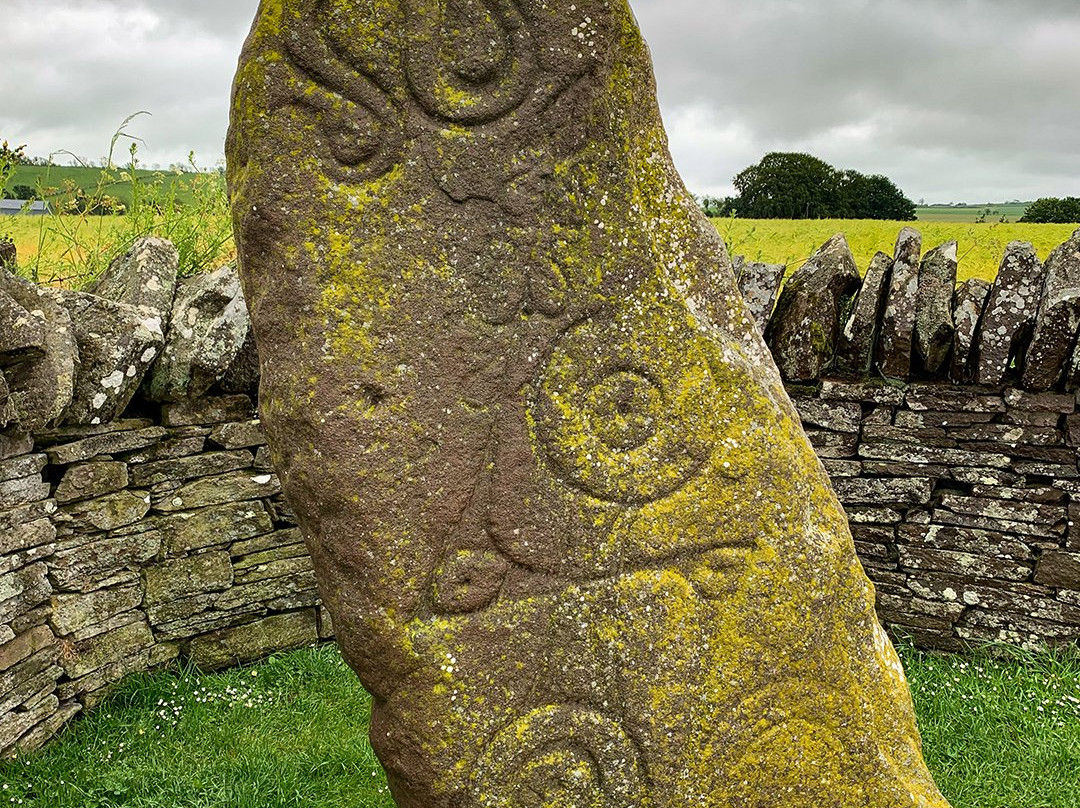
top-left (1, 643), bottom-right (1076, 807)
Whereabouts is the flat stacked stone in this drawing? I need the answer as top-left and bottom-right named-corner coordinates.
top-left (1022, 229), bottom-right (1080, 391)
top-left (46, 290), bottom-right (165, 425)
top-left (914, 241), bottom-right (957, 375)
top-left (0, 271), bottom-right (77, 429)
top-left (735, 259), bottom-right (785, 334)
top-left (835, 251), bottom-right (892, 377)
top-left (228, 3), bottom-right (951, 806)
top-left (0, 433), bottom-right (63, 756)
top-left (146, 266), bottom-right (253, 402)
top-left (951, 278), bottom-right (991, 381)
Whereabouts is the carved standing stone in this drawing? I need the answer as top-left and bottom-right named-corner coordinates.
top-left (877, 227), bottom-right (922, 379)
top-left (228, 3), bottom-right (950, 807)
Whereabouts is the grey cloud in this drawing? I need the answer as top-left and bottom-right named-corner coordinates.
top-left (634, 0), bottom-right (1080, 199)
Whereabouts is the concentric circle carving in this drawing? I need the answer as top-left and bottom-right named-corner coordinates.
top-left (531, 313), bottom-right (717, 505)
top-left (470, 706), bottom-right (646, 808)
top-left (404, 0), bottom-right (536, 125)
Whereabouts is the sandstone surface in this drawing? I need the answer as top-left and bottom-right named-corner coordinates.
top-left (228, 3), bottom-right (950, 806)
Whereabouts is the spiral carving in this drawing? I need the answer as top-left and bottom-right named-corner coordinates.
top-left (404, 0), bottom-right (536, 125)
top-left (279, 0), bottom-right (405, 182)
top-left (531, 311), bottom-right (721, 505)
top-left (470, 706), bottom-right (647, 807)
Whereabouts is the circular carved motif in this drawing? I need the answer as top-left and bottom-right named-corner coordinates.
top-left (470, 706), bottom-right (646, 808)
top-left (432, 549), bottom-right (508, 614)
top-left (274, 96), bottom-right (404, 184)
top-left (531, 314), bottom-right (717, 505)
top-left (404, 0), bottom-right (536, 125)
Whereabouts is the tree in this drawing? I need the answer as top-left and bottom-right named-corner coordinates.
top-left (728, 152), bottom-right (916, 220)
top-left (837, 170), bottom-right (916, 220)
top-left (1020, 197), bottom-right (1080, 224)
top-left (732, 152), bottom-right (841, 219)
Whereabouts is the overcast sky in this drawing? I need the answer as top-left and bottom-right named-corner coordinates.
top-left (3, 0), bottom-right (1078, 203)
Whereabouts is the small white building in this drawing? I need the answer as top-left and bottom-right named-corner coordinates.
top-left (0, 200), bottom-right (51, 216)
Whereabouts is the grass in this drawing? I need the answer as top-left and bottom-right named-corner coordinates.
top-left (1, 168), bottom-right (234, 287)
top-left (905, 644), bottom-right (1080, 808)
top-left (7, 214), bottom-right (1073, 291)
top-left (715, 217), bottom-right (1079, 284)
top-left (1, 643), bottom-right (1076, 807)
top-left (0, 647), bottom-right (394, 808)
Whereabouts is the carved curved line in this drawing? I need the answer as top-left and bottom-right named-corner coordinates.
top-left (403, 0), bottom-right (537, 126)
top-left (470, 705), bottom-right (647, 807)
top-left (282, 0), bottom-right (401, 117)
top-left (275, 0), bottom-right (406, 181)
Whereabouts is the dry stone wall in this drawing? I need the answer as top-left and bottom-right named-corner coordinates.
top-left (0, 241), bottom-right (328, 756)
top-left (0, 395), bottom-right (330, 757)
top-left (1, 227), bottom-right (1080, 755)
top-left (789, 382), bottom-right (1080, 652)
top-left (742, 226), bottom-right (1080, 654)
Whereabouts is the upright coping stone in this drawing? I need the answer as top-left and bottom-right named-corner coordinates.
top-left (227, 3), bottom-right (950, 806)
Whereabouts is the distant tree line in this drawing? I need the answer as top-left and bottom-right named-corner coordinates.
top-left (700, 152), bottom-right (917, 221)
top-left (1020, 197), bottom-right (1080, 224)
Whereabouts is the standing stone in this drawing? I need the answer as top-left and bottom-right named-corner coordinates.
top-left (228, 4), bottom-right (950, 807)
top-left (914, 241), bottom-right (957, 375)
top-left (877, 227), bottom-right (922, 380)
top-left (951, 278), bottom-right (991, 381)
top-left (1022, 229), bottom-right (1080, 391)
top-left (45, 290), bottom-right (165, 425)
top-left (0, 270), bottom-right (78, 429)
top-left (764, 234), bottom-right (860, 382)
top-left (735, 260), bottom-right (785, 334)
top-left (835, 251), bottom-right (892, 377)
top-left (973, 242), bottom-right (1045, 386)
top-left (146, 266), bottom-right (252, 402)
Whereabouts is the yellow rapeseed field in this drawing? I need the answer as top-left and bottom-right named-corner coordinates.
top-left (713, 218), bottom-right (1078, 284)
top-left (2, 213), bottom-right (235, 286)
top-left (3, 213), bottom-right (1075, 287)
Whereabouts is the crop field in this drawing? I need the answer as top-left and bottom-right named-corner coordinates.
top-left (714, 217), bottom-right (1079, 284)
top-left (4, 214), bottom-right (131, 285)
top-left (3, 212), bottom-right (1075, 289)
top-left (914, 203), bottom-right (1030, 223)
top-left (8, 164), bottom-right (204, 208)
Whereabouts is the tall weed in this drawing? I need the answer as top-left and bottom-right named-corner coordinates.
top-left (16, 114), bottom-right (234, 287)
